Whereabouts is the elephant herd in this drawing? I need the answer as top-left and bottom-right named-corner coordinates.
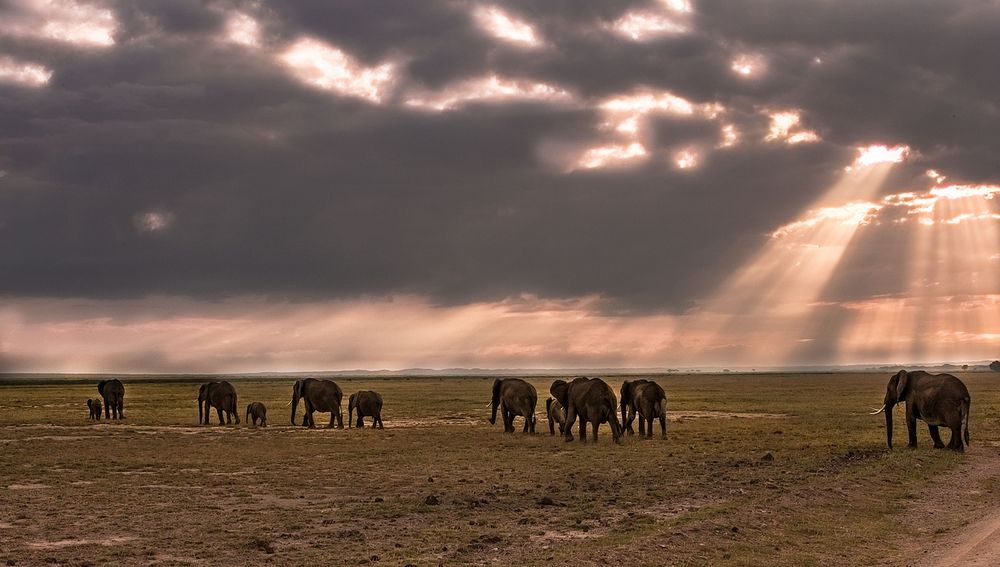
top-left (83, 377), bottom-right (385, 430)
top-left (82, 370), bottom-right (973, 452)
top-left (493, 376), bottom-right (668, 444)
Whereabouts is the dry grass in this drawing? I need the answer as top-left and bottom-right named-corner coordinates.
top-left (1, 373), bottom-right (998, 566)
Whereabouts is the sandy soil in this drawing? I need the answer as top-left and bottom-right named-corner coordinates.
top-left (911, 445), bottom-right (1000, 566)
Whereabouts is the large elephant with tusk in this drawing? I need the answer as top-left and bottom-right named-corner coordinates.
top-left (290, 378), bottom-right (344, 429)
top-left (872, 370), bottom-right (970, 451)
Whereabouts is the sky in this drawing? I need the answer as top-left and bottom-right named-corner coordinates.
top-left (1, 0), bottom-right (998, 373)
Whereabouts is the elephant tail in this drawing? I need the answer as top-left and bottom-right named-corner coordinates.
top-left (963, 398), bottom-right (971, 447)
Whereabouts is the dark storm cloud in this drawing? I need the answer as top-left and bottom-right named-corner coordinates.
top-left (1, 0), bottom-right (997, 314)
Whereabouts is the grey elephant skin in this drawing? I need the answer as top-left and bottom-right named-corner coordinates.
top-left (246, 402), bottom-right (267, 427)
top-left (348, 391), bottom-right (384, 429)
top-left (97, 379), bottom-right (125, 420)
top-left (873, 370), bottom-right (971, 451)
top-left (550, 377), bottom-right (623, 444)
top-left (489, 378), bottom-right (537, 433)
top-left (199, 381), bottom-right (240, 425)
top-left (546, 397), bottom-right (566, 435)
top-left (620, 379), bottom-right (668, 439)
top-left (86, 399), bottom-right (102, 421)
top-left (291, 378), bottom-right (344, 428)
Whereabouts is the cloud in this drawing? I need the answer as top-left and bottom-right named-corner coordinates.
top-left (1, 0), bottom-right (999, 369)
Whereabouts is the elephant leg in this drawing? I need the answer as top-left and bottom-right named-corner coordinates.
top-left (928, 425), bottom-right (945, 449)
top-left (548, 415), bottom-right (555, 435)
top-left (638, 414), bottom-right (646, 437)
top-left (216, 407), bottom-right (225, 425)
top-left (578, 419), bottom-right (587, 442)
top-left (659, 414), bottom-right (667, 439)
top-left (591, 420), bottom-right (599, 443)
top-left (906, 415), bottom-right (918, 448)
top-left (948, 426), bottom-right (964, 452)
top-left (118, 401), bottom-right (124, 419)
top-left (307, 411), bottom-right (316, 429)
top-left (563, 405), bottom-right (577, 442)
top-left (624, 407), bottom-right (635, 435)
top-left (104, 399), bottom-right (110, 420)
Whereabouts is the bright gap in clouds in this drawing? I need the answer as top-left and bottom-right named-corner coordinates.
top-left (673, 148), bottom-right (699, 170)
top-left (765, 111), bottom-right (820, 144)
top-left (279, 38), bottom-right (397, 104)
top-left (0, 0), bottom-right (116, 47)
top-left (575, 142), bottom-right (648, 170)
top-left (851, 144), bottom-right (910, 168)
top-left (610, 11), bottom-right (688, 40)
top-left (730, 54), bottom-right (764, 77)
top-left (0, 56), bottom-right (52, 87)
top-left (224, 13), bottom-right (261, 48)
top-left (472, 5), bottom-right (542, 48)
top-left (403, 75), bottom-right (573, 111)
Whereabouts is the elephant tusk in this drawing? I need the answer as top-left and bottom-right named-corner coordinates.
top-left (285, 400), bottom-right (292, 407)
top-left (869, 405), bottom-right (886, 415)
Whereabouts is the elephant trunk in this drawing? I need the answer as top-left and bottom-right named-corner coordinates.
top-left (490, 380), bottom-right (501, 425)
top-left (348, 397), bottom-right (355, 429)
top-left (290, 391), bottom-right (299, 426)
top-left (233, 394), bottom-right (240, 424)
top-left (198, 397), bottom-right (203, 424)
top-left (885, 404), bottom-right (894, 449)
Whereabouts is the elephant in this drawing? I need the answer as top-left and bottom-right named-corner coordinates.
top-left (348, 391), bottom-right (384, 429)
top-left (199, 381), bottom-right (240, 425)
top-left (620, 379), bottom-right (668, 439)
top-left (550, 377), bottom-right (622, 444)
top-left (546, 397), bottom-right (566, 435)
top-left (489, 378), bottom-right (537, 433)
top-left (246, 402), bottom-right (268, 427)
top-left (871, 370), bottom-right (971, 451)
top-left (97, 379), bottom-right (125, 420)
top-left (87, 399), bottom-right (102, 421)
top-left (290, 378), bottom-right (344, 429)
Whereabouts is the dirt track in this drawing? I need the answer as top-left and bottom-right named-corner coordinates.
top-left (913, 446), bottom-right (1000, 566)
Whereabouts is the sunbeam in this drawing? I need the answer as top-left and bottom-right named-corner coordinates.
top-left (693, 148), bottom-right (905, 364)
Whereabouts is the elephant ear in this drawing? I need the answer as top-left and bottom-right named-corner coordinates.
top-left (550, 380), bottom-right (568, 405)
top-left (894, 370), bottom-right (910, 400)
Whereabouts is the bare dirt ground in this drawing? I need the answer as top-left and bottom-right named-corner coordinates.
top-left (908, 442), bottom-right (1000, 566)
top-left (1, 373), bottom-right (998, 566)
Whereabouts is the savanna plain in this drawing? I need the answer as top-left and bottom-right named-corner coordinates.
top-left (2, 373), bottom-right (1000, 566)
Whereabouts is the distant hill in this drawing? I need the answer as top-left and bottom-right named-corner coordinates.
top-left (1, 360), bottom-right (998, 383)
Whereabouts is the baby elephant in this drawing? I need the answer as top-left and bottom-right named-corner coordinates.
top-left (348, 391), bottom-right (384, 429)
top-left (246, 402), bottom-right (268, 427)
top-left (87, 398), bottom-right (102, 421)
top-left (546, 397), bottom-right (566, 435)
